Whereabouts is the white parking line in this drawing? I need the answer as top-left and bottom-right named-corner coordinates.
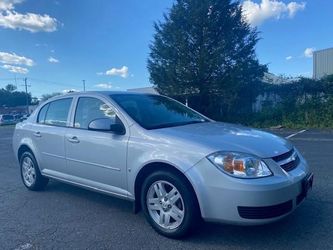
top-left (290, 138), bottom-right (333, 142)
top-left (285, 129), bottom-right (307, 139)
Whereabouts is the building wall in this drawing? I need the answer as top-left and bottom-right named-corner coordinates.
top-left (127, 87), bottom-right (159, 94)
top-left (313, 48), bottom-right (333, 79)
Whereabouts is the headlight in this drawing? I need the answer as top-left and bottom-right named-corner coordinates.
top-left (207, 152), bottom-right (272, 178)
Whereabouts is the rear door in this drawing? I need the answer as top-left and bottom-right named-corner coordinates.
top-left (64, 96), bottom-right (129, 196)
top-left (32, 98), bottom-right (73, 176)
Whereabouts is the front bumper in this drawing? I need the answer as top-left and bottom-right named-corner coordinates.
top-left (185, 152), bottom-right (312, 225)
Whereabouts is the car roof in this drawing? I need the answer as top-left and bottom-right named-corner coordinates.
top-left (46, 91), bottom-right (158, 102)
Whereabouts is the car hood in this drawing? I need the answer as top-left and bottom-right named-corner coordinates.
top-left (153, 122), bottom-right (292, 158)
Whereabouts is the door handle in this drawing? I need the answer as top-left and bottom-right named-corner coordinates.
top-left (33, 131), bottom-right (41, 137)
top-left (67, 136), bottom-right (80, 143)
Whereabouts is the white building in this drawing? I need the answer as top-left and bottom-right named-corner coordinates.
top-left (127, 87), bottom-right (159, 94)
top-left (313, 47), bottom-right (333, 79)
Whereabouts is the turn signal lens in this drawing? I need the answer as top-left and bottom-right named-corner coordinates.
top-left (233, 160), bottom-right (245, 172)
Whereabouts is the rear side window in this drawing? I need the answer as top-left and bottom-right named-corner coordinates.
top-left (74, 97), bottom-right (116, 129)
top-left (44, 98), bottom-right (72, 127)
top-left (37, 104), bottom-right (49, 123)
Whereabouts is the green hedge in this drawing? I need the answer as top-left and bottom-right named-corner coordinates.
top-left (220, 75), bottom-right (333, 128)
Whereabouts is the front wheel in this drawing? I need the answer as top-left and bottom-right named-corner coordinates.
top-left (20, 151), bottom-right (49, 191)
top-left (141, 170), bottom-right (200, 238)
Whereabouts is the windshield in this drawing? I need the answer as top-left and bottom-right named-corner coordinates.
top-left (111, 94), bottom-right (209, 130)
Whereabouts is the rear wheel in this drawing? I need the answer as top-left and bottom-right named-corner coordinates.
top-left (141, 170), bottom-right (200, 238)
top-left (20, 151), bottom-right (48, 191)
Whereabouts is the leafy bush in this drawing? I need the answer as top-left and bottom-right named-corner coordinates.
top-left (243, 75), bottom-right (333, 128)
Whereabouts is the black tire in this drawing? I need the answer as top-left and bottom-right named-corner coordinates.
top-left (20, 151), bottom-right (49, 191)
top-left (141, 170), bottom-right (200, 238)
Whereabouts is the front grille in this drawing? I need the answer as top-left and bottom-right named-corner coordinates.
top-left (272, 150), bottom-right (294, 162)
top-left (272, 149), bottom-right (300, 172)
top-left (281, 156), bottom-right (300, 171)
top-left (238, 200), bottom-right (293, 219)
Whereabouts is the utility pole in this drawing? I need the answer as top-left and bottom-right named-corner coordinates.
top-left (14, 74), bottom-right (17, 88)
top-left (82, 80), bottom-right (86, 92)
top-left (24, 78), bottom-right (30, 114)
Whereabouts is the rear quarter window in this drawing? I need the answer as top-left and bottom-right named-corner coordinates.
top-left (37, 104), bottom-right (49, 123)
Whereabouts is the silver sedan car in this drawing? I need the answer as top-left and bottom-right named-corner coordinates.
top-left (12, 91), bottom-right (313, 238)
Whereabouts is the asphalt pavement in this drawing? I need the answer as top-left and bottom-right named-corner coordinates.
top-left (0, 126), bottom-right (332, 250)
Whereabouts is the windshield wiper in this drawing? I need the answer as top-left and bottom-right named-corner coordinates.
top-left (148, 120), bottom-right (208, 130)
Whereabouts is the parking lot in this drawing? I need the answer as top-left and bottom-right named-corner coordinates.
top-left (0, 126), bottom-right (332, 250)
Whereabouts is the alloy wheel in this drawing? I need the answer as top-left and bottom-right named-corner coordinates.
top-left (22, 156), bottom-right (36, 187)
top-left (146, 180), bottom-right (185, 230)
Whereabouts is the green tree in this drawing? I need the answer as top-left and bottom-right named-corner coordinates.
top-left (148, 0), bottom-right (267, 117)
top-left (5, 84), bottom-right (17, 92)
top-left (0, 87), bottom-right (31, 107)
top-left (322, 74), bottom-right (333, 93)
top-left (40, 92), bottom-right (62, 102)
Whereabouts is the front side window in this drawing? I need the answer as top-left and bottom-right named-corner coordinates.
top-left (111, 94), bottom-right (208, 130)
top-left (74, 97), bottom-right (116, 129)
top-left (44, 98), bottom-right (72, 127)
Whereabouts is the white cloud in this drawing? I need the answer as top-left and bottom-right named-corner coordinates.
top-left (304, 48), bottom-right (315, 58)
top-left (106, 66), bottom-right (129, 78)
top-left (62, 89), bottom-right (78, 93)
top-left (48, 56), bottom-right (59, 63)
top-left (242, 0), bottom-right (306, 26)
top-left (287, 2), bottom-right (306, 17)
top-left (0, 0), bottom-right (23, 11)
top-left (95, 83), bottom-right (113, 89)
top-left (0, 51), bottom-right (34, 66)
top-left (1, 64), bottom-right (28, 74)
top-left (0, 11), bottom-right (58, 32)
top-left (96, 72), bottom-right (104, 76)
top-left (0, 0), bottom-right (58, 32)
top-left (286, 56), bottom-right (293, 60)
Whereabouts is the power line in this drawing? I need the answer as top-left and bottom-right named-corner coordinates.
top-left (0, 77), bottom-right (102, 98)
top-left (29, 77), bottom-right (79, 88)
top-left (0, 77), bottom-right (83, 90)
top-left (0, 77), bottom-right (71, 87)
top-left (0, 77), bottom-right (21, 81)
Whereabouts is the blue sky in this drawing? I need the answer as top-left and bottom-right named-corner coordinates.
top-left (0, 0), bottom-right (332, 98)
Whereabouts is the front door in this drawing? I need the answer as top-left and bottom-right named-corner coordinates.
top-left (65, 96), bottom-right (129, 197)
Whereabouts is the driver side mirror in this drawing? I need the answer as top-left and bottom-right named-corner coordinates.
top-left (88, 118), bottom-right (125, 135)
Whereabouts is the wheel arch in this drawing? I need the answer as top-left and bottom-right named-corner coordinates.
top-left (17, 144), bottom-right (34, 161)
top-left (133, 161), bottom-right (200, 215)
